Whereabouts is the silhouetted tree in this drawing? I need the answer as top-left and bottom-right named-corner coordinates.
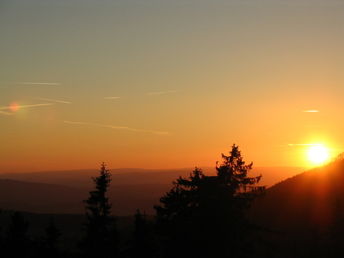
top-left (0, 210), bottom-right (3, 253)
top-left (4, 212), bottom-right (31, 258)
top-left (133, 209), bottom-right (147, 249)
top-left (155, 144), bottom-right (264, 258)
top-left (37, 217), bottom-right (61, 258)
top-left (328, 199), bottom-right (344, 257)
top-left (80, 162), bottom-right (118, 258)
top-left (130, 209), bottom-right (157, 258)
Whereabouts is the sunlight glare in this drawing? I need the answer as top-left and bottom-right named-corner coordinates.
top-left (307, 145), bottom-right (330, 166)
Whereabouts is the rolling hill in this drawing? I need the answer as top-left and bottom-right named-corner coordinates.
top-left (1, 164), bottom-right (342, 257)
top-left (0, 166), bottom-right (303, 187)
top-left (252, 158), bottom-right (344, 231)
top-left (0, 179), bottom-right (170, 215)
top-left (0, 166), bottom-right (302, 215)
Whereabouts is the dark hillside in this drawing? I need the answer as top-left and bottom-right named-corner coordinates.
top-left (0, 211), bottom-right (135, 252)
top-left (0, 179), bottom-right (168, 215)
top-left (252, 159), bottom-right (344, 230)
top-left (250, 159), bottom-right (344, 257)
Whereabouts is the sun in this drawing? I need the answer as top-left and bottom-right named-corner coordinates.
top-left (307, 145), bottom-right (330, 166)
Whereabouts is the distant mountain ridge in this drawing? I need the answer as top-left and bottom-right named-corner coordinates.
top-left (0, 179), bottom-right (169, 215)
top-left (0, 166), bottom-right (303, 187)
top-left (0, 179), bottom-right (84, 214)
top-left (0, 166), bottom-right (303, 215)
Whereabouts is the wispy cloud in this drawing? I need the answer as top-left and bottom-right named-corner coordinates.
top-left (104, 96), bottom-right (121, 100)
top-left (17, 82), bottom-right (61, 86)
top-left (63, 121), bottom-right (170, 135)
top-left (0, 82), bottom-right (61, 88)
top-left (14, 103), bottom-right (54, 109)
top-left (0, 111), bottom-right (12, 116)
top-left (36, 98), bottom-right (71, 104)
top-left (303, 110), bottom-right (319, 113)
top-left (146, 90), bottom-right (178, 96)
top-left (0, 103), bottom-right (54, 111)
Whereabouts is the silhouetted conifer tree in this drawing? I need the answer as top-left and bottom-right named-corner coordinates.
top-left (38, 217), bottom-right (61, 258)
top-left (0, 210), bottom-right (3, 252)
top-left (328, 199), bottom-right (344, 257)
top-left (155, 144), bottom-right (264, 258)
top-left (134, 209), bottom-right (147, 243)
top-left (131, 209), bottom-right (156, 258)
top-left (80, 162), bottom-right (118, 258)
top-left (4, 212), bottom-right (31, 258)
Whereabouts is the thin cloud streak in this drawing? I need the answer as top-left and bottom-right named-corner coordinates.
top-left (63, 121), bottom-right (170, 135)
top-left (0, 103), bottom-right (54, 111)
top-left (0, 111), bottom-right (12, 116)
top-left (303, 110), bottom-right (319, 113)
top-left (104, 97), bottom-right (121, 100)
top-left (146, 90), bottom-right (178, 96)
top-left (18, 82), bottom-right (61, 86)
top-left (36, 98), bottom-right (71, 104)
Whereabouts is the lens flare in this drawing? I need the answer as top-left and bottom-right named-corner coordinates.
top-left (9, 102), bottom-right (20, 112)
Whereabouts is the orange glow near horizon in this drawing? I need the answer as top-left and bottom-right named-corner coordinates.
top-left (1, 1), bottom-right (344, 175)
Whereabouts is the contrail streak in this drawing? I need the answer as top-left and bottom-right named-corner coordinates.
top-left (303, 110), bottom-right (319, 113)
top-left (63, 121), bottom-right (170, 135)
top-left (0, 111), bottom-right (12, 116)
top-left (146, 90), bottom-right (178, 96)
top-left (104, 96), bottom-right (121, 100)
top-left (19, 82), bottom-right (61, 86)
top-left (0, 103), bottom-right (54, 111)
top-left (36, 98), bottom-right (71, 104)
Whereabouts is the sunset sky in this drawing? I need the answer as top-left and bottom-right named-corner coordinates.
top-left (1, 0), bottom-right (344, 172)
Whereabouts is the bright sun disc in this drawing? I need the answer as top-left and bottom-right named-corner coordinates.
top-left (307, 145), bottom-right (330, 165)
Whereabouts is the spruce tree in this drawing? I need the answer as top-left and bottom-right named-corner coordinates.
top-left (0, 210), bottom-right (2, 252)
top-left (4, 212), bottom-right (31, 258)
top-left (43, 217), bottom-right (61, 258)
top-left (155, 144), bottom-right (264, 258)
top-left (81, 162), bottom-right (118, 258)
top-left (131, 209), bottom-right (156, 258)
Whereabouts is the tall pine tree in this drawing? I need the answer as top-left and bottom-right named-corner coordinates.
top-left (81, 162), bottom-right (118, 258)
top-left (36, 217), bottom-right (61, 258)
top-left (4, 212), bottom-right (31, 258)
top-left (44, 217), bottom-right (61, 257)
top-left (131, 209), bottom-right (156, 258)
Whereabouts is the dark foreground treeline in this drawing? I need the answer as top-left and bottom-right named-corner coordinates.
top-left (1, 145), bottom-right (344, 258)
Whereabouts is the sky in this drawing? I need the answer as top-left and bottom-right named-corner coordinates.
top-left (1, 0), bottom-right (344, 172)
